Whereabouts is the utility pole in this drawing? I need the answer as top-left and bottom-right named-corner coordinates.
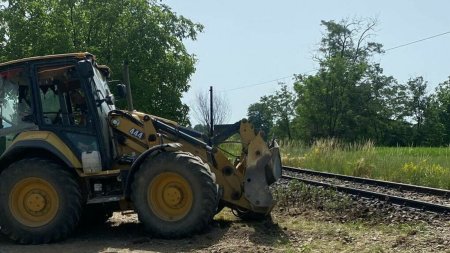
top-left (209, 86), bottom-right (214, 139)
top-left (123, 60), bottom-right (134, 111)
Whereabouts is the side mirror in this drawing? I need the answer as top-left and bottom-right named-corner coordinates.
top-left (77, 60), bottom-right (94, 78)
top-left (117, 84), bottom-right (127, 98)
top-left (105, 94), bottom-right (115, 105)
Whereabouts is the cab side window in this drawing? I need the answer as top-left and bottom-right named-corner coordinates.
top-left (38, 65), bottom-right (90, 127)
top-left (0, 67), bottom-right (34, 154)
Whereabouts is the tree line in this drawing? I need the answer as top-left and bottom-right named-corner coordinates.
top-left (248, 19), bottom-right (450, 146)
top-left (5, 1), bottom-right (448, 145)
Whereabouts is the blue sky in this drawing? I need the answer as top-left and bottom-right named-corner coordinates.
top-left (164, 0), bottom-right (450, 125)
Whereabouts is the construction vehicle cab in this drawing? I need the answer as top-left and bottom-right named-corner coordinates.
top-left (0, 53), bottom-right (281, 244)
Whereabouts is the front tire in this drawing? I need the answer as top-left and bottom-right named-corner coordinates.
top-left (131, 151), bottom-right (218, 238)
top-left (0, 158), bottom-right (82, 244)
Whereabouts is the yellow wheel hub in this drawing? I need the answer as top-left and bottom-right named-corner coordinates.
top-left (148, 172), bottom-right (193, 221)
top-left (9, 177), bottom-right (59, 227)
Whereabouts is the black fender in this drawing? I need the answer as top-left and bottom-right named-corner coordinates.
top-left (124, 142), bottom-right (182, 198)
top-left (0, 140), bottom-right (76, 172)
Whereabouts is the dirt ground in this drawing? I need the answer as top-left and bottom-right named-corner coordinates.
top-left (0, 211), bottom-right (283, 253)
top-left (2, 182), bottom-right (450, 253)
top-left (1, 208), bottom-right (450, 253)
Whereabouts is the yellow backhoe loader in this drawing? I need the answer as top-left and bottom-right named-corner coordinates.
top-left (0, 52), bottom-right (281, 244)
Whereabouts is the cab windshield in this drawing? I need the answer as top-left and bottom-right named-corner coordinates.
top-left (92, 66), bottom-right (115, 116)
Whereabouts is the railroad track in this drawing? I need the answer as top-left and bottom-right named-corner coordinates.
top-left (281, 166), bottom-right (450, 213)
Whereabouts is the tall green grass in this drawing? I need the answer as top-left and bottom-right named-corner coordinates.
top-left (281, 139), bottom-right (450, 190)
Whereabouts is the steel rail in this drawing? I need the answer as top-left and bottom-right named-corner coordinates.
top-left (283, 166), bottom-right (450, 197)
top-left (281, 174), bottom-right (450, 213)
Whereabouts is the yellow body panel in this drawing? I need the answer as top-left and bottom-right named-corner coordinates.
top-left (12, 131), bottom-right (82, 169)
top-left (11, 132), bottom-right (125, 178)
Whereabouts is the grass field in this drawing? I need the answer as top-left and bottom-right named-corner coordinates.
top-left (280, 139), bottom-right (450, 190)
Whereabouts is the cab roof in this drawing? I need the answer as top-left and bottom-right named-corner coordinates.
top-left (0, 52), bottom-right (95, 68)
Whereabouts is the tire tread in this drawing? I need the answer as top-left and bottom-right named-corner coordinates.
top-left (0, 158), bottom-right (82, 244)
top-left (131, 151), bottom-right (218, 238)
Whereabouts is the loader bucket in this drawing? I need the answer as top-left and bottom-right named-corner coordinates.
top-left (242, 133), bottom-right (282, 213)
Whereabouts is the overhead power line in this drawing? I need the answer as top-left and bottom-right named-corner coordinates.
top-left (220, 69), bottom-right (317, 92)
top-left (220, 75), bottom-right (292, 92)
top-left (385, 31), bottom-right (450, 52)
top-left (220, 30), bottom-right (450, 93)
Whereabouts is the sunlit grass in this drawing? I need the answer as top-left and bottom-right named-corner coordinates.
top-left (281, 139), bottom-right (450, 189)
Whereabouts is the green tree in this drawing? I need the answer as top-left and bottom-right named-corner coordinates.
top-left (420, 95), bottom-right (445, 145)
top-left (432, 77), bottom-right (450, 144)
top-left (294, 19), bottom-right (409, 144)
top-left (193, 124), bottom-right (208, 134)
top-left (247, 101), bottom-right (273, 138)
top-left (406, 76), bottom-right (429, 144)
top-left (268, 83), bottom-right (296, 139)
top-left (0, 0), bottom-right (202, 124)
top-left (247, 83), bottom-right (296, 140)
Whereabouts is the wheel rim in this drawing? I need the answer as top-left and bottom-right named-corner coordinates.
top-left (148, 172), bottom-right (193, 221)
top-left (9, 177), bottom-right (59, 227)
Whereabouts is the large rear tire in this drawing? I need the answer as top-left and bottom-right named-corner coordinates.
top-left (0, 158), bottom-right (82, 244)
top-left (131, 151), bottom-right (218, 238)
